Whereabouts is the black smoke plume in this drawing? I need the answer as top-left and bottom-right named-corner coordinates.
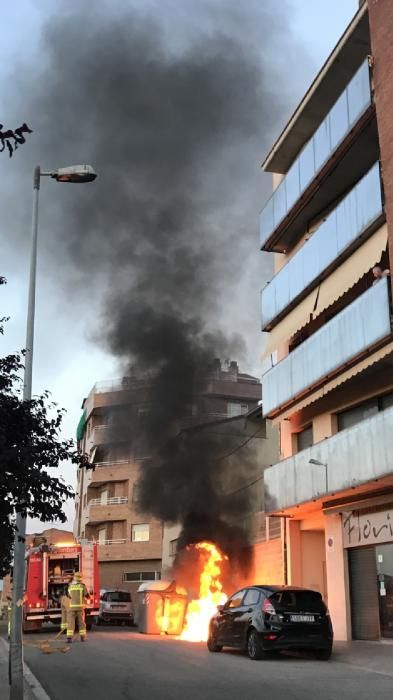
top-left (5, 1), bottom-right (304, 566)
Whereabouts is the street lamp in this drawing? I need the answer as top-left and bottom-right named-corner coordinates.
top-left (9, 164), bottom-right (97, 700)
top-left (309, 458), bottom-right (328, 493)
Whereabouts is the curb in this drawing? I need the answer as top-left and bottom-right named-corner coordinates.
top-left (0, 637), bottom-right (51, 700)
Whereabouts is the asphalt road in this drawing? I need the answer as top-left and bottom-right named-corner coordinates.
top-left (16, 627), bottom-right (393, 700)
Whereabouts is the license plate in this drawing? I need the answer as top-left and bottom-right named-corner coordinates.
top-left (290, 614), bottom-right (315, 623)
top-left (111, 605), bottom-right (126, 609)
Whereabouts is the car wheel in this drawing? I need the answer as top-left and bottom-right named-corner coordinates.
top-left (315, 647), bottom-right (332, 661)
top-left (247, 629), bottom-right (266, 660)
top-left (207, 636), bottom-right (222, 652)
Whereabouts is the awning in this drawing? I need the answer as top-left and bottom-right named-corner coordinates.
top-left (76, 410), bottom-right (87, 442)
top-left (262, 288), bottom-right (319, 358)
top-left (273, 340), bottom-right (393, 423)
top-left (262, 224), bottom-right (388, 359)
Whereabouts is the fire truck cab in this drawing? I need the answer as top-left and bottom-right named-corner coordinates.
top-left (23, 539), bottom-right (100, 633)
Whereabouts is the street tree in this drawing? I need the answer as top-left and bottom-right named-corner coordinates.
top-left (0, 277), bottom-right (85, 576)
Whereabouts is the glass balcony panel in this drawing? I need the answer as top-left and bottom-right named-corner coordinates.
top-left (328, 91), bottom-right (349, 152)
top-left (288, 248), bottom-right (304, 301)
top-left (273, 180), bottom-right (287, 228)
top-left (274, 262), bottom-right (290, 313)
top-left (356, 162), bottom-right (383, 233)
top-left (285, 161), bottom-right (301, 211)
top-left (299, 139), bottom-right (315, 192)
top-left (260, 195), bottom-right (274, 246)
top-left (336, 186), bottom-right (359, 251)
top-left (259, 58), bottom-right (372, 250)
top-left (313, 118), bottom-right (331, 172)
top-left (317, 210), bottom-right (338, 273)
top-left (348, 60), bottom-right (372, 127)
top-left (262, 280), bottom-right (391, 415)
top-left (261, 163), bottom-right (383, 329)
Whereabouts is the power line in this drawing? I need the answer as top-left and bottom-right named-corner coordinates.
top-left (225, 474), bottom-right (264, 498)
top-left (212, 427), bottom-right (261, 464)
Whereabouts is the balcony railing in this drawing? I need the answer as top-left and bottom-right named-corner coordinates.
top-left (261, 162), bottom-right (383, 329)
top-left (260, 58), bottom-right (372, 251)
top-left (262, 278), bottom-right (391, 416)
top-left (89, 497), bottom-right (128, 507)
top-left (264, 405), bottom-right (393, 513)
top-left (97, 539), bottom-right (127, 545)
top-left (94, 460), bottom-right (130, 467)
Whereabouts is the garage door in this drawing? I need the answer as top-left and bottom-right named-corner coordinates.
top-left (348, 547), bottom-right (380, 640)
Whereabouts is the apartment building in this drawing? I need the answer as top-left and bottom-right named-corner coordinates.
top-left (260, 0), bottom-right (393, 642)
top-left (74, 360), bottom-right (261, 597)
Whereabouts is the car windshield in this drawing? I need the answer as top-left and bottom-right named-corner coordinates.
top-left (268, 590), bottom-right (325, 613)
top-left (107, 592), bottom-right (131, 603)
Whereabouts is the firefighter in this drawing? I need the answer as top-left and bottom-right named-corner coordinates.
top-left (60, 581), bottom-right (71, 634)
top-left (66, 572), bottom-right (89, 643)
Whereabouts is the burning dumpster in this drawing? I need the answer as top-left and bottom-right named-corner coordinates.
top-left (137, 580), bottom-right (188, 635)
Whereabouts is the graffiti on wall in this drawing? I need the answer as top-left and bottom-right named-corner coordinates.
top-left (343, 508), bottom-right (393, 548)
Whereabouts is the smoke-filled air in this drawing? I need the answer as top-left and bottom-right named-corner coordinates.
top-left (4, 0), bottom-right (304, 568)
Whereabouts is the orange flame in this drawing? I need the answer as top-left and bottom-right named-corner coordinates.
top-left (180, 541), bottom-right (228, 642)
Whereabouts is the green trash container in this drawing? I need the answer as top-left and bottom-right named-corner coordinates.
top-left (137, 580), bottom-right (188, 635)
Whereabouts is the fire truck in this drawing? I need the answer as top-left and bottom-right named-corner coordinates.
top-left (23, 539), bottom-right (100, 632)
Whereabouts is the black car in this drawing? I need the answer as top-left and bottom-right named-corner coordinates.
top-left (207, 585), bottom-right (333, 661)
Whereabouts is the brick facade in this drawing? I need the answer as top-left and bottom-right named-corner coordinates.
top-left (368, 0), bottom-right (393, 291)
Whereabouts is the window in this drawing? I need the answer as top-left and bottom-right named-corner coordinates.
top-left (123, 571), bottom-right (160, 582)
top-left (297, 426), bottom-right (313, 452)
top-left (106, 591), bottom-right (131, 602)
top-left (338, 398), bottom-right (379, 431)
top-left (268, 517), bottom-right (281, 540)
top-left (97, 528), bottom-right (106, 543)
top-left (243, 589), bottom-right (261, 606)
top-left (227, 590), bottom-right (246, 608)
top-left (268, 590), bottom-right (325, 613)
top-left (169, 539), bottom-right (178, 556)
top-left (227, 403), bottom-right (248, 418)
top-left (132, 483), bottom-right (142, 503)
top-left (131, 524), bottom-right (150, 542)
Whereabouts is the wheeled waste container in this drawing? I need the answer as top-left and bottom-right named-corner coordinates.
top-left (137, 580), bottom-right (188, 635)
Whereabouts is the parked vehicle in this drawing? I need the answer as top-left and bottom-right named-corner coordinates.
top-left (97, 589), bottom-right (134, 626)
top-left (24, 540), bottom-right (100, 633)
top-left (207, 585), bottom-right (333, 660)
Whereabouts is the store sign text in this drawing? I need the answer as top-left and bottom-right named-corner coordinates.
top-left (342, 508), bottom-right (393, 548)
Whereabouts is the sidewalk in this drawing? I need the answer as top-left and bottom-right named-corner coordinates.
top-left (333, 640), bottom-right (393, 676)
top-left (0, 636), bottom-right (46, 700)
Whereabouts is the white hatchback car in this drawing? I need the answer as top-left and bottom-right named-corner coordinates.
top-left (97, 589), bottom-right (134, 626)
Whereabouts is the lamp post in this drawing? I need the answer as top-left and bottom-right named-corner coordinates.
top-left (9, 164), bottom-right (96, 700)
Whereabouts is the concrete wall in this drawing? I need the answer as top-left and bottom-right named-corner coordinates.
top-left (251, 539), bottom-right (284, 585)
top-left (265, 405), bottom-right (393, 512)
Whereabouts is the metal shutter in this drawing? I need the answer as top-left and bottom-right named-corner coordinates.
top-left (348, 547), bottom-right (380, 640)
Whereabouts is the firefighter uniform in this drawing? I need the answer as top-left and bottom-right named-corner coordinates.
top-left (60, 592), bottom-right (70, 632)
top-left (66, 573), bottom-right (89, 642)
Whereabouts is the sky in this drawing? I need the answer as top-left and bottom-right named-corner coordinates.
top-left (0, 0), bottom-right (359, 532)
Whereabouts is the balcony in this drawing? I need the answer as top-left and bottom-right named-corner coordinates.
top-left (262, 278), bottom-right (391, 417)
top-left (91, 425), bottom-right (110, 445)
top-left (260, 58), bottom-right (376, 253)
top-left (261, 162), bottom-right (384, 330)
top-left (264, 405), bottom-right (393, 513)
top-left (89, 497), bottom-right (128, 506)
top-left (87, 461), bottom-right (132, 487)
top-left (87, 500), bottom-right (130, 525)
